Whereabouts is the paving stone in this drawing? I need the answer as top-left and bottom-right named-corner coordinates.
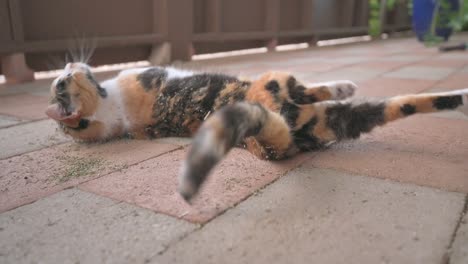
top-left (0, 78), bottom-right (51, 96)
top-left (308, 116), bottom-right (468, 193)
top-left (378, 55), bottom-right (427, 62)
top-left (451, 204), bottom-right (468, 264)
top-left (384, 66), bottom-right (456, 80)
top-left (154, 168), bottom-right (465, 264)
top-left (416, 58), bottom-right (468, 68)
top-left (0, 139), bottom-right (180, 213)
top-left (304, 66), bottom-right (386, 83)
top-left (438, 52), bottom-right (468, 60)
top-left (0, 93), bottom-right (49, 120)
top-left (433, 72), bottom-right (468, 91)
top-left (80, 148), bottom-right (309, 223)
top-left (355, 60), bottom-right (412, 71)
top-left (0, 189), bottom-right (196, 264)
top-left (357, 77), bottom-right (436, 97)
top-left (0, 114), bottom-right (23, 128)
top-left (154, 137), bottom-right (192, 146)
top-left (0, 119), bottom-right (68, 159)
top-left (266, 62), bottom-right (345, 74)
top-left (429, 111), bottom-right (468, 121)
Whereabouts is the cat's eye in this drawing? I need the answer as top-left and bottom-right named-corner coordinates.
top-left (56, 79), bottom-right (66, 91)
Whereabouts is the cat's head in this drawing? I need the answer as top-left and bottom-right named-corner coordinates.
top-left (46, 62), bottom-right (106, 127)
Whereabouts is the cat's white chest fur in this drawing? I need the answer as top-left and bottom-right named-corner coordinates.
top-left (91, 78), bottom-right (129, 137)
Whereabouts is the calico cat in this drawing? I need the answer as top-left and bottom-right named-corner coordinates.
top-left (46, 62), bottom-right (468, 201)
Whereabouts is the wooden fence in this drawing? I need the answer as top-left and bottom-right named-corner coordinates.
top-left (0, 0), bottom-right (411, 83)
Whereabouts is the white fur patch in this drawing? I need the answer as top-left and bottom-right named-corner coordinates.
top-left (453, 88), bottom-right (468, 115)
top-left (307, 80), bottom-right (357, 100)
top-left (165, 67), bottom-right (194, 80)
top-left (94, 78), bottom-right (130, 136)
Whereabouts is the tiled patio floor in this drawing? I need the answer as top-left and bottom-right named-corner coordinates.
top-left (0, 35), bottom-right (467, 263)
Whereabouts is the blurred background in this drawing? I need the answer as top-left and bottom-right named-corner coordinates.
top-left (0, 0), bottom-right (414, 83)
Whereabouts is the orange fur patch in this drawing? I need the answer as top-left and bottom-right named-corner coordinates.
top-left (118, 75), bottom-right (157, 136)
top-left (64, 120), bottom-right (106, 141)
top-left (311, 106), bottom-right (337, 141)
top-left (70, 72), bottom-right (99, 117)
top-left (305, 85), bottom-right (333, 101)
top-left (246, 71), bottom-right (292, 111)
top-left (257, 111), bottom-right (292, 152)
top-left (385, 95), bottom-right (435, 122)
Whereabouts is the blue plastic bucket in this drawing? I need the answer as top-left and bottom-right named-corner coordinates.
top-left (412, 0), bottom-right (460, 41)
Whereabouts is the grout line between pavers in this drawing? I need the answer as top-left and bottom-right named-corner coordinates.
top-left (150, 154), bottom-right (315, 259)
top-left (418, 65), bottom-right (467, 94)
top-left (315, 49), bottom-right (431, 80)
top-left (303, 163), bottom-right (468, 195)
top-left (0, 145), bottom-right (184, 214)
top-left (0, 116), bottom-right (48, 129)
top-left (0, 140), bottom-right (71, 161)
top-left (444, 194), bottom-right (468, 264)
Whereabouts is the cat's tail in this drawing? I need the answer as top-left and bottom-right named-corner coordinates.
top-left (178, 102), bottom-right (290, 202)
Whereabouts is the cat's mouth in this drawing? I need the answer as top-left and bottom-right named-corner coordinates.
top-left (45, 103), bottom-right (81, 126)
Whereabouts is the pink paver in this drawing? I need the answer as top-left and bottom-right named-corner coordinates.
top-left (272, 62), bottom-right (346, 74)
top-left (0, 94), bottom-right (49, 120)
top-left (0, 140), bottom-right (179, 213)
top-left (355, 61), bottom-right (414, 71)
top-left (357, 78), bottom-right (437, 97)
top-left (432, 72), bottom-right (468, 91)
top-left (416, 58), bottom-right (468, 68)
top-left (307, 116), bottom-right (468, 193)
top-left (80, 148), bottom-right (310, 223)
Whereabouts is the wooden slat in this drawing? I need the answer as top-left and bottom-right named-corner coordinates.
top-left (0, 34), bottom-right (166, 54)
top-left (193, 31), bottom-right (275, 42)
top-left (265, 0), bottom-right (280, 50)
top-left (192, 26), bottom-right (369, 43)
top-left (7, 0), bottom-right (24, 41)
top-left (167, 0), bottom-right (193, 60)
top-left (154, 0), bottom-right (168, 36)
top-left (301, 0), bottom-right (314, 30)
top-left (206, 0), bottom-right (222, 33)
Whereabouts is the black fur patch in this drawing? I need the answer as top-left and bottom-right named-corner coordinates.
top-left (287, 76), bottom-right (318, 104)
top-left (151, 73), bottom-right (239, 137)
top-left (137, 67), bottom-right (167, 91)
top-left (86, 71), bottom-right (107, 98)
top-left (433, 95), bottom-right (463, 110)
top-left (292, 117), bottom-right (322, 151)
top-left (215, 83), bottom-right (249, 108)
top-left (287, 76), bottom-right (296, 90)
top-left (221, 104), bottom-right (266, 147)
top-left (326, 102), bottom-right (386, 139)
top-left (182, 103), bottom-right (267, 199)
top-left (69, 119), bottom-right (90, 131)
top-left (400, 104), bottom-right (416, 116)
top-left (265, 80), bottom-right (280, 94)
top-left (280, 102), bottom-right (300, 128)
top-left (55, 91), bottom-right (71, 108)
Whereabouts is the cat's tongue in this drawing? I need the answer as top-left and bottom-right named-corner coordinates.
top-left (45, 104), bottom-right (67, 120)
top-left (45, 104), bottom-right (81, 126)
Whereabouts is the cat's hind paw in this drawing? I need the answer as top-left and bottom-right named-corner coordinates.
top-left (307, 80), bottom-right (357, 100)
top-left (330, 80), bottom-right (357, 100)
top-left (457, 89), bottom-right (468, 116)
